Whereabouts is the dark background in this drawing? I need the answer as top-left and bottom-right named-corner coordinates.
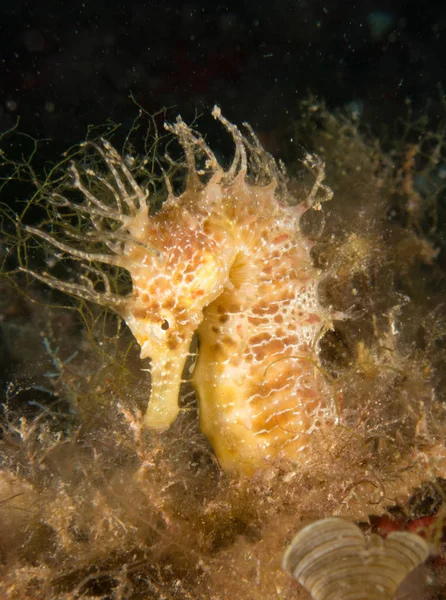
top-left (0, 0), bottom-right (445, 151)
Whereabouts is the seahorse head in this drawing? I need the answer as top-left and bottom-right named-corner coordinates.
top-left (118, 202), bottom-right (233, 430)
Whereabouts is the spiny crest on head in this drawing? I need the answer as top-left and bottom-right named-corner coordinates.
top-left (19, 134), bottom-right (156, 311)
top-left (164, 105), bottom-right (289, 194)
top-left (20, 107), bottom-right (330, 308)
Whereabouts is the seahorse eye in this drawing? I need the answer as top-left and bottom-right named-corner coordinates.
top-left (161, 319), bottom-right (170, 331)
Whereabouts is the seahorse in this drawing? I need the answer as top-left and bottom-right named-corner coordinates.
top-left (23, 107), bottom-right (334, 474)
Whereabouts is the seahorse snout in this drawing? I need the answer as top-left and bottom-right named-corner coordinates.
top-left (143, 342), bottom-right (192, 430)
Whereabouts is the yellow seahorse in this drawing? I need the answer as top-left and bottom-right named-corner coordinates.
top-left (23, 107), bottom-right (334, 474)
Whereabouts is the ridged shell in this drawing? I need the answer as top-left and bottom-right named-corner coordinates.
top-left (282, 518), bottom-right (429, 600)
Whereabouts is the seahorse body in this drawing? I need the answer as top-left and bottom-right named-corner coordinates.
top-left (26, 108), bottom-right (332, 474)
top-left (118, 109), bottom-right (332, 473)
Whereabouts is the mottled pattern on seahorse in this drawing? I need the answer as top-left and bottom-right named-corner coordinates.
top-left (24, 107), bottom-right (333, 474)
top-left (118, 109), bottom-right (333, 473)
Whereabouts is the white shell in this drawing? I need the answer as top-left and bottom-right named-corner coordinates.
top-left (282, 518), bottom-right (429, 600)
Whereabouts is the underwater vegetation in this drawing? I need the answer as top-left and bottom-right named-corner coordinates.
top-left (0, 100), bottom-right (446, 598)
